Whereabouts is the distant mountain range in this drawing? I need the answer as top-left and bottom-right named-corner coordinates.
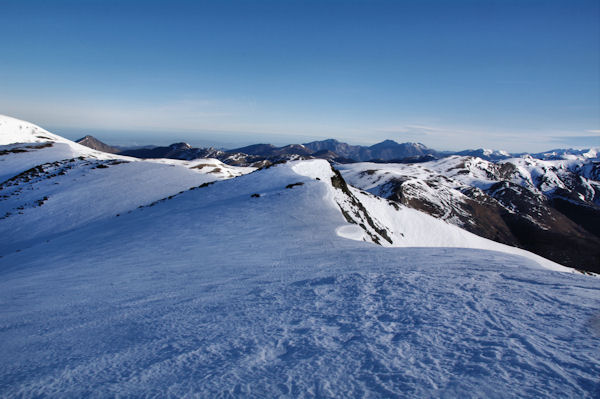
top-left (77, 135), bottom-right (598, 166)
top-left (77, 136), bottom-right (441, 166)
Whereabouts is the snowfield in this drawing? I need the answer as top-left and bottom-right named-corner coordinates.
top-left (1, 115), bottom-right (599, 397)
top-left (0, 115), bottom-right (254, 254)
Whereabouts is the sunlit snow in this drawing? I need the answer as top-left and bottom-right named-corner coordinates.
top-left (1, 115), bottom-right (599, 397)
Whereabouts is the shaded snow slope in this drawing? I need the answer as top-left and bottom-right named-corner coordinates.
top-left (0, 156), bottom-right (252, 254)
top-left (0, 157), bottom-right (232, 254)
top-left (1, 160), bottom-right (599, 397)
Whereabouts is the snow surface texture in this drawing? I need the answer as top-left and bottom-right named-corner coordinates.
top-left (1, 116), bottom-right (599, 397)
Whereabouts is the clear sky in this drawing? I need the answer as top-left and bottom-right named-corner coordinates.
top-left (1, 0), bottom-right (598, 151)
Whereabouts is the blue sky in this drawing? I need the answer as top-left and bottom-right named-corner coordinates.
top-left (0, 0), bottom-right (598, 151)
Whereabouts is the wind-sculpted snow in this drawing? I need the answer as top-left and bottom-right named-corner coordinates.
top-left (1, 160), bottom-right (598, 397)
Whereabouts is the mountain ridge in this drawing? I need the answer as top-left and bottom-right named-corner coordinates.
top-left (73, 131), bottom-right (599, 165)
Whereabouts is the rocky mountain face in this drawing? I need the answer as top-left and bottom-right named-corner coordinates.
top-left (75, 135), bottom-right (120, 154)
top-left (340, 154), bottom-right (600, 273)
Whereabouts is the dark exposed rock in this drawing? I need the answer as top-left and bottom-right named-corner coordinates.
top-left (331, 167), bottom-right (392, 245)
top-left (75, 135), bottom-right (120, 154)
top-left (0, 142), bottom-right (53, 156)
top-left (369, 163), bottom-right (600, 272)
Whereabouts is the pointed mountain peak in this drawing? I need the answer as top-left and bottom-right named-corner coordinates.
top-left (75, 135), bottom-right (120, 154)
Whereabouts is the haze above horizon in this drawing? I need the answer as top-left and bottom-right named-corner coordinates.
top-left (1, 0), bottom-right (598, 152)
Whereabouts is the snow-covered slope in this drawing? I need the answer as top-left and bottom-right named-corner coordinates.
top-left (452, 148), bottom-right (512, 161)
top-left (0, 158), bottom-right (598, 397)
top-left (1, 116), bottom-right (598, 397)
top-left (0, 115), bottom-right (254, 252)
top-left (532, 147), bottom-right (600, 161)
top-left (341, 155), bottom-right (599, 202)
